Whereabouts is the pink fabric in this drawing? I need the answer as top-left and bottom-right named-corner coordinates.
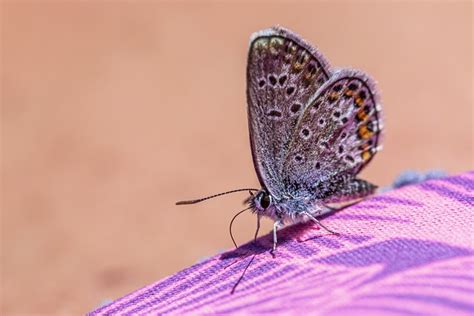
top-left (90, 172), bottom-right (474, 315)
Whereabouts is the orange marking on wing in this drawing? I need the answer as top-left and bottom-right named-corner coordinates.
top-left (344, 90), bottom-right (354, 97)
top-left (328, 91), bottom-right (339, 102)
top-left (361, 150), bottom-right (372, 161)
top-left (357, 108), bottom-right (369, 121)
top-left (355, 97), bottom-right (364, 107)
top-left (358, 125), bottom-right (373, 140)
top-left (293, 61), bottom-right (304, 71)
top-left (304, 72), bottom-right (316, 81)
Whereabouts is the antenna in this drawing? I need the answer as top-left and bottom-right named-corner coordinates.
top-left (176, 188), bottom-right (259, 205)
top-left (229, 207), bottom-right (252, 248)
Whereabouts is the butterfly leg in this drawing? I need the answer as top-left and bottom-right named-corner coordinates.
top-left (271, 220), bottom-right (283, 254)
top-left (304, 211), bottom-right (339, 235)
top-left (254, 214), bottom-right (261, 243)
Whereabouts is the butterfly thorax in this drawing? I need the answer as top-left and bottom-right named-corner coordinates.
top-left (247, 189), bottom-right (330, 225)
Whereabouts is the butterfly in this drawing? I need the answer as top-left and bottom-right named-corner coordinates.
top-left (177, 26), bottom-right (383, 253)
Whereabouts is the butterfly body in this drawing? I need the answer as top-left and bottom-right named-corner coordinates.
top-left (247, 189), bottom-right (327, 225)
top-left (245, 27), bottom-right (383, 242)
top-left (177, 26), bottom-right (383, 252)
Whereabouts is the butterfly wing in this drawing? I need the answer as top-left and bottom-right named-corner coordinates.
top-left (323, 178), bottom-right (378, 209)
top-left (282, 69), bottom-right (383, 199)
top-left (247, 26), bottom-right (332, 198)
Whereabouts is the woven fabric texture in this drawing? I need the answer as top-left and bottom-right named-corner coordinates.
top-left (91, 171), bottom-right (474, 315)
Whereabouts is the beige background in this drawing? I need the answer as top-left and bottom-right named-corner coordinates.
top-left (2, 1), bottom-right (473, 314)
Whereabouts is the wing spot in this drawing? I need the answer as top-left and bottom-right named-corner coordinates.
top-left (306, 63), bottom-right (317, 81)
top-left (315, 162), bottom-right (321, 169)
top-left (310, 100), bottom-right (321, 114)
top-left (318, 118), bottom-right (325, 126)
top-left (307, 63), bottom-right (317, 74)
top-left (354, 90), bottom-right (368, 107)
top-left (300, 127), bottom-right (311, 139)
top-left (356, 106), bottom-right (370, 122)
top-left (258, 79), bottom-right (266, 88)
top-left (328, 92), bottom-right (339, 103)
top-left (279, 75), bottom-right (287, 86)
top-left (333, 84), bottom-right (343, 92)
top-left (354, 98), bottom-right (364, 108)
top-left (269, 75), bottom-right (277, 86)
top-left (341, 132), bottom-right (347, 139)
top-left (292, 51), bottom-right (309, 72)
top-left (345, 155), bottom-right (355, 163)
top-left (286, 86), bottom-right (295, 95)
top-left (333, 111), bottom-right (341, 118)
top-left (294, 154), bottom-right (304, 163)
top-left (338, 145), bottom-right (344, 154)
top-left (341, 117), bottom-right (348, 124)
top-left (361, 150), bottom-right (372, 161)
top-left (290, 103), bottom-right (302, 114)
top-left (267, 109), bottom-right (282, 119)
top-left (358, 124), bottom-right (374, 139)
top-left (348, 82), bottom-right (359, 90)
top-left (345, 82), bottom-right (359, 98)
top-left (320, 141), bottom-right (329, 150)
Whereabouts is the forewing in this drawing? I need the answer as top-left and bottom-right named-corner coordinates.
top-left (282, 70), bottom-right (383, 197)
top-left (247, 26), bottom-right (331, 198)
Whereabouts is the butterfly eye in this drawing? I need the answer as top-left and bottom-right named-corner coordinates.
top-left (260, 193), bottom-right (272, 209)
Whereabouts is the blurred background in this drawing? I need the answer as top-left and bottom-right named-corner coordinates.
top-left (2, 1), bottom-right (472, 314)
